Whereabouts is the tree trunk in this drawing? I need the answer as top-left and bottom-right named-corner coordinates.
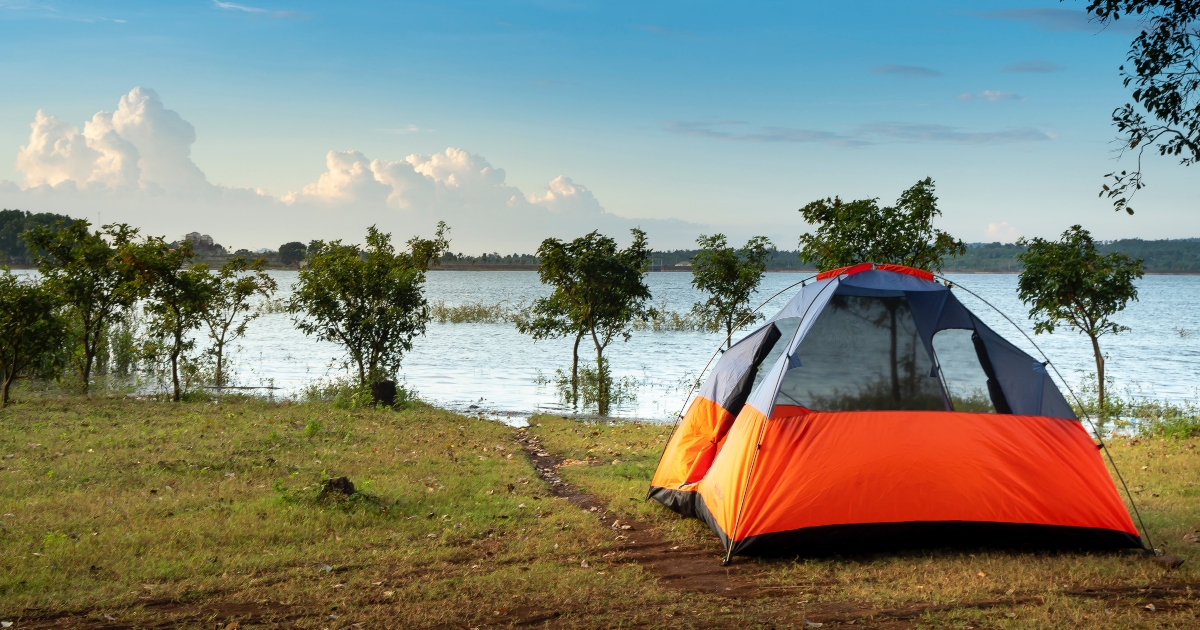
top-left (1, 371), bottom-right (12, 406)
top-left (171, 330), bottom-right (182, 402)
top-left (591, 329), bottom-right (608, 416)
top-left (82, 329), bottom-right (96, 396)
top-left (725, 316), bottom-right (733, 350)
top-left (215, 344), bottom-right (224, 388)
top-left (570, 330), bottom-right (583, 408)
top-left (1090, 334), bottom-right (1106, 417)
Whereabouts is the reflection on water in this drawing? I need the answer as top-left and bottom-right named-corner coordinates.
top-left (14, 269), bottom-right (1200, 422)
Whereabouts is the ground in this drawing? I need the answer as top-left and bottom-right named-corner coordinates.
top-left (0, 398), bottom-right (1196, 628)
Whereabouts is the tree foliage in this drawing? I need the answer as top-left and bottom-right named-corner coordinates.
top-left (797, 178), bottom-right (964, 271)
top-left (690, 234), bottom-right (773, 348)
top-left (0, 209), bottom-right (73, 265)
top-left (23, 221), bottom-right (149, 394)
top-left (531, 229), bottom-right (653, 415)
top-left (201, 256), bottom-right (277, 388)
top-left (290, 223), bottom-right (449, 389)
top-left (1017, 224), bottom-right (1145, 414)
top-left (0, 272), bottom-right (67, 405)
top-left (1080, 0), bottom-right (1200, 214)
top-left (279, 241), bottom-right (307, 266)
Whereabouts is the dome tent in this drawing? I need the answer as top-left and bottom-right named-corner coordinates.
top-left (649, 263), bottom-right (1143, 561)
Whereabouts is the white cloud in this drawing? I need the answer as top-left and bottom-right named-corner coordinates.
top-left (985, 221), bottom-right (1021, 242)
top-left (213, 1), bottom-right (266, 13)
top-left (3, 88), bottom-right (704, 252)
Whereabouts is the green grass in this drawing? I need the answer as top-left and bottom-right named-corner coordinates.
top-left (1, 397), bottom-right (1197, 628)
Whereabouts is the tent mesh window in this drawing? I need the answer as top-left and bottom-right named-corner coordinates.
top-left (931, 328), bottom-right (999, 413)
top-left (751, 317), bottom-right (800, 391)
top-left (776, 294), bottom-right (946, 411)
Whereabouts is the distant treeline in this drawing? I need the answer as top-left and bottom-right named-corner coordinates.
top-left (0, 210), bottom-right (73, 265)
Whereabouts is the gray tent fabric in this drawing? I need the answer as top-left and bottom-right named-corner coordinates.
top-left (725, 267), bottom-right (1078, 421)
top-left (696, 322), bottom-right (781, 413)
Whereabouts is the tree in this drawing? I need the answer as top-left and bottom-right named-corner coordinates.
top-left (690, 234), bottom-right (774, 349)
top-left (279, 241), bottom-right (307, 267)
top-left (142, 239), bottom-right (217, 402)
top-left (532, 229), bottom-right (653, 415)
top-left (24, 221), bottom-right (147, 394)
top-left (290, 223), bottom-right (449, 389)
top-left (1078, 1), bottom-right (1200, 214)
top-left (200, 256), bottom-right (277, 388)
top-left (797, 177), bottom-right (965, 271)
top-left (1017, 225), bottom-right (1144, 414)
top-left (0, 272), bottom-right (67, 405)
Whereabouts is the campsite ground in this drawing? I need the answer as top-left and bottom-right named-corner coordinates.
top-left (0, 397), bottom-right (1196, 628)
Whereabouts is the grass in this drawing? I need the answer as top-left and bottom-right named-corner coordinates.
top-left (0, 396), bottom-right (1197, 628)
top-left (527, 413), bottom-right (1200, 628)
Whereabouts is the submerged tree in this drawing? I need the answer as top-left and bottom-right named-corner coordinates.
top-left (200, 256), bottom-right (277, 388)
top-left (690, 234), bottom-right (773, 349)
top-left (1017, 225), bottom-right (1144, 415)
top-left (532, 229), bottom-right (653, 415)
top-left (24, 221), bottom-right (148, 394)
top-left (142, 239), bottom-right (217, 402)
top-left (515, 293), bottom-right (587, 407)
top-left (1077, 1), bottom-right (1200, 215)
top-left (0, 272), bottom-right (67, 406)
top-left (797, 177), bottom-right (964, 272)
top-left (290, 223), bottom-right (449, 390)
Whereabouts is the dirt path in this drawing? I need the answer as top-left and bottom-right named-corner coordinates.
top-left (513, 427), bottom-right (1200, 626)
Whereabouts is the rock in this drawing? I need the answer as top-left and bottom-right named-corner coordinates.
top-left (1151, 555), bottom-right (1185, 568)
top-left (371, 380), bottom-right (397, 407)
top-left (320, 476), bottom-right (356, 497)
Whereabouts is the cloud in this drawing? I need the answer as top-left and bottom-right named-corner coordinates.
top-left (212, 1), bottom-right (297, 18)
top-left (985, 221), bottom-right (1021, 242)
top-left (1003, 59), bottom-right (1065, 73)
top-left (663, 120), bottom-right (1052, 146)
top-left (957, 90), bottom-right (1024, 102)
top-left (378, 124), bottom-right (430, 135)
top-left (4, 88), bottom-right (703, 252)
top-left (871, 65), bottom-right (942, 78)
top-left (978, 8), bottom-right (1139, 34)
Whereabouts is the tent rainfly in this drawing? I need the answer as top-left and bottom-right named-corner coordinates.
top-left (649, 263), bottom-right (1143, 561)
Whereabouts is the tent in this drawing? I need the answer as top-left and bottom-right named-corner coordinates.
top-left (649, 263), bottom-right (1143, 560)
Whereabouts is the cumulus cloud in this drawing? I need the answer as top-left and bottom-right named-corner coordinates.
top-left (871, 65), bottom-right (942, 78)
top-left (15, 87), bottom-right (209, 195)
top-left (985, 221), bottom-right (1021, 243)
top-left (3, 88), bottom-right (704, 252)
top-left (957, 90), bottom-right (1024, 102)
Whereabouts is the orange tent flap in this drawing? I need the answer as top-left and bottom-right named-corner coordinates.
top-left (707, 410), bottom-right (1137, 542)
top-left (650, 396), bottom-right (733, 490)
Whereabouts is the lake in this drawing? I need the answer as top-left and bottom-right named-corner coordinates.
top-left (214, 270), bottom-right (1199, 423)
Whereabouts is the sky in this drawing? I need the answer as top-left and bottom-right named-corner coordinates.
top-left (0, 0), bottom-right (1196, 253)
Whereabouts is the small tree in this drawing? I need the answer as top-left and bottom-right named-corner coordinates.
top-left (532, 229), bottom-right (653, 415)
top-left (24, 221), bottom-right (147, 394)
top-left (0, 272), bottom-right (67, 405)
top-left (290, 223), bottom-right (449, 390)
top-left (690, 234), bottom-right (773, 349)
top-left (142, 239), bottom-right (217, 401)
top-left (200, 256), bottom-right (277, 388)
top-left (1017, 225), bottom-right (1144, 415)
top-left (798, 177), bottom-right (964, 271)
top-left (516, 293), bottom-right (587, 407)
top-left (279, 241), bottom-right (307, 267)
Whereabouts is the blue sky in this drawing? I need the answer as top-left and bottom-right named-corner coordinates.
top-left (0, 0), bottom-right (1194, 252)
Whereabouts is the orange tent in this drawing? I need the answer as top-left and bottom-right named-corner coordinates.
top-left (650, 264), bottom-right (1142, 560)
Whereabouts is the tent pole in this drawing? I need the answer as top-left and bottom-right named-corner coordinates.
top-left (646, 275), bottom-right (816, 500)
top-left (935, 275), bottom-right (1157, 555)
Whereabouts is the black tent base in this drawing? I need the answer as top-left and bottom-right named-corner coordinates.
top-left (728, 520), bottom-right (1145, 558)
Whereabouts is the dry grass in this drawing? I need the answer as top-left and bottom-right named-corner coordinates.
top-left (528, 413), bottom-right (1200, 628)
